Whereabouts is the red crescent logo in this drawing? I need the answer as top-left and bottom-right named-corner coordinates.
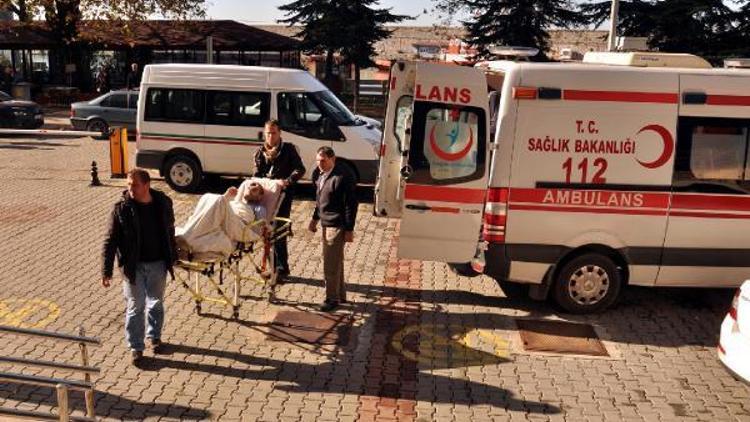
top-left (636, 124), bottom-right (674, 169)
top-left (429, 125), bottom-right (474, 161)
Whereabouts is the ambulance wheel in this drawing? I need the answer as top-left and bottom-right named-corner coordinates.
top-left (448, 263), bottom-right (480, 278)
top-left (553, 253), bottom-right (621, 314)
top-left (164, 154), bottom-right (202, 193)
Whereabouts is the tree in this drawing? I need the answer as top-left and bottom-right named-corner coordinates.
top-left (279, 0), bottom-right (409, 103)
top-left (433, 0), bottom-right (586, 59)
top-left (581, 0), bottom-right (747, 60)
top-left (0, 0), bottom-right (205, 88)
top-left (279, 0), bottom-right (342, 85)
top-left (336, 0), bottom-right (409, 111)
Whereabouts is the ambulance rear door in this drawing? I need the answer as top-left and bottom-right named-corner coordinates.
top-left (374, 61), bottom-right (416, 218)
top-left (397, 63), bottom-right (490, 262)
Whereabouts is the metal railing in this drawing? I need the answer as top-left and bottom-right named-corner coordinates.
top-left (0, 325), bottom-right (101, 422)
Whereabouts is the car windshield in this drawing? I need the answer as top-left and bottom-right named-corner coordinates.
top-left (310, 90), bottom-right (357, 126)
top-left (0, 91), bottom-right (13, 101)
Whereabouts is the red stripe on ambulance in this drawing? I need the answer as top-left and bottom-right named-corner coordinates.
top-left (562, 90), bottom-right (679, 104)
top-left (706, 94), bottom-right (750, 107)
top-left (404, 184), bottom-right (486, 204)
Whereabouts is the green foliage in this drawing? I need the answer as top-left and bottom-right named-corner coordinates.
top-left (279, 0), bottom-right (410, 72)
top-left (433, 0), bottom-right (586, 59)
top-left (581, 0), bottom-right (750, 60)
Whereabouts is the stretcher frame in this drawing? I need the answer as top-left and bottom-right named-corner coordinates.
top-left (174, 182), bottom-right (291, 319)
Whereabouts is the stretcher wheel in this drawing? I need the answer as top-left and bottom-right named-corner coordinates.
top-left (232, 306), bottom-right (240, 319)
top-left (195, 302), bottom-right (202, 315)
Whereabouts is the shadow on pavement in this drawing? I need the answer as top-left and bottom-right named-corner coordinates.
top-left (278, 277), bottom-right (733, 349)
top-left (138, 341), bottom-right (559, 414)
top-left (0, 383), bottom-right (210, 420)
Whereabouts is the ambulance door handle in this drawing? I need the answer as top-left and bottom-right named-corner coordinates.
top-left (400, 164), bottom-right (413, 179)
top-left (405, 204), bottom-right (431, 211)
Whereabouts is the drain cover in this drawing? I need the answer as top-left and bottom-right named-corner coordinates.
top-left (266, 311), bottom-right (351, 345)
top-left (516, 319), bottom-right (608, 356)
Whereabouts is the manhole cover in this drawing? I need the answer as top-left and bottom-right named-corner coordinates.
top-left (266, 311), bottom-right (351, 345)
top-left (516, 319), bottom-right (608, 356)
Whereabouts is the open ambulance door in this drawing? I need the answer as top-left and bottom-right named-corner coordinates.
top-left (396, 63), bottom-right (490, 262)
top-left (374, 62), bottom-right (416, 218)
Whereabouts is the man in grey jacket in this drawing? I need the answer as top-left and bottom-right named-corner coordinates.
top-left (308, 146), bottom-right (358, 312)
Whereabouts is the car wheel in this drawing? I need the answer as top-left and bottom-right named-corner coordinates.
top-left (164, 155), bottom-right (202, 193)
top-left (86, 119), bottom-right (109, 139)
top-left (553, 253), bottom-right (622, 314)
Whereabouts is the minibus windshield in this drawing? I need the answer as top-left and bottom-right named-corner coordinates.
top-left (311, 90), bottom-right (357, 126)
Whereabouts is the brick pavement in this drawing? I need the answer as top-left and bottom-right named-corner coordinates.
top-left (0, 136), bottom-right (747, 421)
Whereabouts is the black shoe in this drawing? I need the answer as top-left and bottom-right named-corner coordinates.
top-left (131, 350), bottom-right (144, 365)
top-left (149, 338), bottom-right (164, 354)
top-left (318, 301), bottom-right (339, 312)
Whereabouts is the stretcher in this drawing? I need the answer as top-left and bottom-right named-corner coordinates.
top-left (174, 178), bottom-right (292, 318)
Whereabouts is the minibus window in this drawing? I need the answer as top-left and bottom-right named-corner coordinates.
top-left (310, 90), bottom-right (356, 126)
top-left (206, 91), bottom-right (270, 127)
top-left (277, 92), bottom-right (343, 140)
top-left (145, 88), bottom-right (204, 123)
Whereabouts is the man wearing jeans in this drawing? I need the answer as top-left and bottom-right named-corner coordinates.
top-left (308, 146), bottom-right (358, 312)
top-left (101, 168), bottom-right (176, 365)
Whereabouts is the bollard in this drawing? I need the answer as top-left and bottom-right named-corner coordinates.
top-left (90, 161), bottom-right (101, 187)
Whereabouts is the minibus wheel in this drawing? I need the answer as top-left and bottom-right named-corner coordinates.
top-left (553, 253), bottom-right (621, 314)
top-left (164, 154), bottom-right (202, 193)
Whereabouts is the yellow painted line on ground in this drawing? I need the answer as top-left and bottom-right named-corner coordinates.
top-left (391, 323), bottom-right (511, 367)
top-left (0, 298), bottom-right (60, 328)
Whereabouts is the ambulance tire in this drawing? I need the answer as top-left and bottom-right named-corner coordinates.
top-left (164, 154), bottom-right (203, 193)
top-left (448, 263), bottom-right (480, 277)
top-left (553, 253), bottom-right (621, 314)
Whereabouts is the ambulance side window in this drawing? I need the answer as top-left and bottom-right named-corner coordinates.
top-left (675, 117), bottom-right (750, 193)
top-left (393, 96), bottom-right (413, 153)
top-left (407, 101), bottom-right (486, 185)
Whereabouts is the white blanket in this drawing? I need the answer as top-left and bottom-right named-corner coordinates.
top-left (175, 178), bottom-right (281, 261)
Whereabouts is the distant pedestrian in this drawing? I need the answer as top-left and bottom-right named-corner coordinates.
top-left (125, 62), bottom-right (140, 90)
top-left (101, 168), bottom-right (177, 365)
top-left (96, 65), bottom-right (110, 94)
top-left (252, 119), bottom-right (305, 281)
top-left (308, 146), bottom-right (358, 312)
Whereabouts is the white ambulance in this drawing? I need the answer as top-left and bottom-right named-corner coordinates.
top-left (135, 64), bottom-right (382, 192)
top-left (375, 53), bottom-right (750, 313)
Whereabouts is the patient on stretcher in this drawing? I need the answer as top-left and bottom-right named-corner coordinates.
top-left (175, 180), bottom-right (268, 261)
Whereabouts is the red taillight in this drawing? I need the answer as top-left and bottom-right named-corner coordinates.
top-left (718, 343), bottom-right (726, 355)
top-left (483, 187), bottom-right (509, 243)
top-left (729, 289), bottom-right (740, 320)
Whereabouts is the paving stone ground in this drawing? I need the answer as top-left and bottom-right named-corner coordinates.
top-left (0, 135), bottom-right (748, 421)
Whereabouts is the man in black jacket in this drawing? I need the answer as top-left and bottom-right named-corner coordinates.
top-left (101, 168), bottom-right (176, 365)
top-left (252, 120), bottom-right (305, 280)
top-left (308, 146), bottom-right (358, 312)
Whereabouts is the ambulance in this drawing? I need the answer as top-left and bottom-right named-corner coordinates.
top-left (374, 52), bottom-right (750, 313)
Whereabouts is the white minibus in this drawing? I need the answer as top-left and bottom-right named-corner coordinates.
top-left (135, 64), bottom-right (382, 192)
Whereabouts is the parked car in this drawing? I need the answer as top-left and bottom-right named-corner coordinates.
top-left (718, 280), bottom-right (750, 384)
top-left (70, 90), bottom-right (138, 134)
top-left (0, 91), bottom-right (43, 129)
